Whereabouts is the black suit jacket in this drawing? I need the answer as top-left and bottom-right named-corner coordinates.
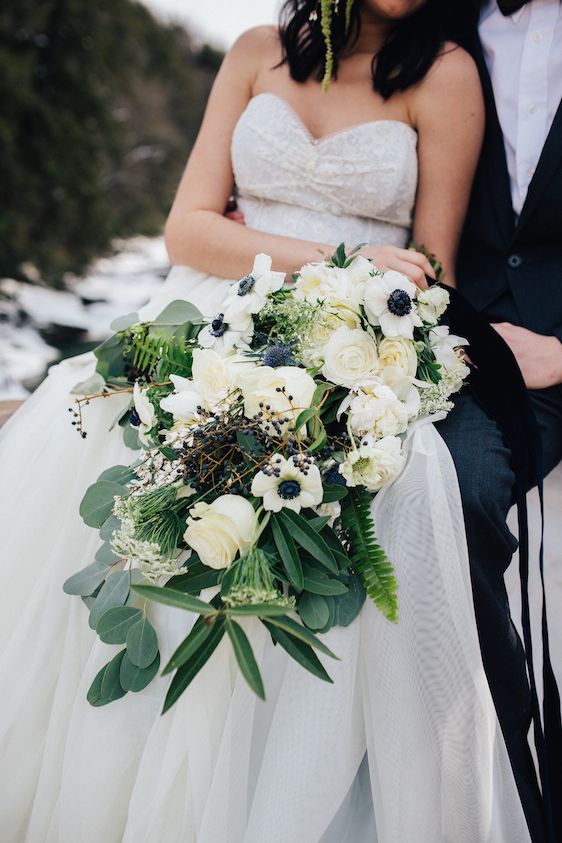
top-left (457, 38), bottom-right (562, 343)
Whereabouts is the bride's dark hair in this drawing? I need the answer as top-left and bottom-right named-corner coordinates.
top-left (279, 0), bottom-right (480, 99)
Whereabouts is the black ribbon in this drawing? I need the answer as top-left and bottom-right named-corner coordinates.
top-left (445, 285), bottom-right (562, 842)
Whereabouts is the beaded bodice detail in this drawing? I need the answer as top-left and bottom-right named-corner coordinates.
top-left (231, 93), bottom-right (418, 248)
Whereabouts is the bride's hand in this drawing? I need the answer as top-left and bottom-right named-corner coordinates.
top-left (360, 246), bottom-right (435, 290)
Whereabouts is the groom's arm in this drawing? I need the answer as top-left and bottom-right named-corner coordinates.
top-left (492, 323), bottom-right (562, 389)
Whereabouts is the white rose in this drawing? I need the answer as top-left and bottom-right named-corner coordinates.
top-left (240, 365), bottom-right (316, 433)
top-left (339, 378), bottom-right (410, 438)
top-left (184, 494), bottom-right (256, 570)
top-left (321, 326), bottom-right (379, 388)
top-left (417, 285), bottom-right (450, 325)
top-left (191, 348), bottom-right (238, 411)
top-left (133, 382), bottom-right (157, 445)
top-left (339, 436), bottom-right (405, 492)
top-left (160, 374), bottom-right (206, 422)
top-left (378, 337), bottom-right (418, 378)
top-left (363, 271), bottom-right (422, 339)
top-left (301, 305), bottom-right (362, 367)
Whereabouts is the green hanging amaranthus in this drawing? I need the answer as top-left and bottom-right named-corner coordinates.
top-left (319, 0), bottom-right (356, 91)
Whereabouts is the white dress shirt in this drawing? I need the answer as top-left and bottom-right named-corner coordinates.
top-left (480, 0), bottom-right (562, 215)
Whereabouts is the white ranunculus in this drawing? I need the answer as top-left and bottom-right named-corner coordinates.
top-left (240, 365), bottom-right (316, 433)
top-left (339, 377), bottom-right (410, 439)
top-left (191, 348), bottom-right (238, 411)
top-left (321, 326), bottom-right (379, 388)
top-left (184, 494), bottom-right (256, 570)
top-left (251, 454), bottom-right (323, 513)
top-left (294, 261), bottom-right (340, 304)
top-left (363, 271), bottom-right (423, 339)
top-left (221, 253), bottom-right (285, 319)
top-left (343, 254), bottom-right (375, 306)
top-left (339, 436), bottom-right (405, 492)
top-left (417, 285), bottom-right (450, 325)
top-left (198, 309), bottom-right (254, 354)
top-left (378, 337), bottom-right (418, 378)
top-left (160, 374), bottom-right (206, 422)
top-left (429, 326), bottom-right (470, 379)
top-left (133, 382), bottom-right (157, 445)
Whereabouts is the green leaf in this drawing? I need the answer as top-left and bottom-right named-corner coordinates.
top-left (153, 300), bottom-right (203, 326)
top-left (225, 618), bottom-right (265, 699)
top-left (308, 416), bottom-right (327, 452)
top-left (302, 567), bottom-right (348, 596)
top-left (322, 485), bottom-right (348, 503)
top-left (293, 406), bottom-right (318, 433)
top-left (63, 560), bottom-right (111, 596)
top-left (79, 480), bottom-right (125, 528)
top-left (97, 464), bottom-right (137, 486)
top-left (96, 606), bottom-right (143, 644)
top-left (235, 430), bottom-right (264, 456)
top-left (89, 570), bottom-right (130, 629)
top-left (271, 515), bottom-right (304, 591)
top-left (123, 425), bottom-right (141, 451)
top-left (120, 651), bottom-right (160, 692)
top-left (315, 594), bottom-right (336, 634)
top-left (264, 623), bottom-right (333, 682)
top-left (169, 562), bottom-right (220, 595)
top-left (71, 372), bottom-right (106, 395)
top-left (298, 592), bottom-right (330, 630)
top-left (95, 542), bottom-right (120, 566)
top-left (162, 617), bottom-right (225, 713)
top-left (163, 616), bottom-right (217, 675)
top-left (126, 616), bottom-right (159, 668)
top-left (333, 573), bottom-right (366, 627)
top-left (100, 515), bottom-right (121, 541)
top-left (306, 515), bottom-right (331, 532)
top-left (100, 650), bottom-right (127, 702)
top-left (279, 510), bottom-right (337, 573)
top-left (110, 311), bottom-right (139, 331)
top-left (132, 584), bottom-right (216, 615)
top-left (86, 662), bottom-right (110, 707)
top-left (224, 603), bottom-right (292, 617)
top-left (264, 614), bottom-right (338, 658)
top-left (94, 333), bottom-right (126, 380)
top-left (341, 488), bottom-right (398, 622)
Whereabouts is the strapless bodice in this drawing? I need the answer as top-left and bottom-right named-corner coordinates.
top-left (231, 93), bottom-right (418, 248)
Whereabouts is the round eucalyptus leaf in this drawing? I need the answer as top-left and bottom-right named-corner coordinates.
top-left (97, 606), bottom-right (143, 644)
top-left (89, 570), bottom-right (130, 630)
top-left (95, 542), bottom-right (120, 566)
top-left (100, 515), bottom-right (121, 542)
top-left (298, 593), bottom-right (330, 631)
top-left (126, 616), bottom-right (159, 668)
top-left (100, 650), bottom-right (127, 702)
top-left (63, 560), bottom-right (110, 597)
top-left (97, 465), bottom-right (137, 486)
top-left (79, 480), bottom-right (125, 528)
top-left (333, 573), bottom-right (366, 627)
top-left (120, 651), bottom-right (160, 692)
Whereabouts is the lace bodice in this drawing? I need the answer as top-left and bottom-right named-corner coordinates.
top-left (232, 93), bottom-right (418, 248)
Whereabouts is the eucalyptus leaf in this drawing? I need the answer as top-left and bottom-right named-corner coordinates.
top-left (110, 311), bottom-right (139, 331)
top-left (89, 570), bottom-right (130, 629)
top-left (70, 372), bottom-right (106, 395)
top-left (162, 617), bottom-right (225, 714)
top-left (63, 560), bottom-right (111, 597)
top-left (333, 573), bottom-right (366, 627)
top-left (120, 651), bottom-right (160, 692)
top-left (97, 464), bottom-right (137, 486)
top-left (95, 542), bottom-right (120, 566)
top-left (153, 300), bottom-right (203, 326)
top-left (79, 480), bottom-right (125, 528)
top-left (126, 616), bottom-right (159, 668)
top-left (86, 662), bottom-right (109, 707)
top-left (96, 606), bottom-right (143, 644)
top-left (100, 650), bottom-right (127, 702)
top-left (133, 584), bottom-right (216, 615)
top-left (94, 333), bottom-right (126, 380)
top-left (264, 624), bottom-right (333, 683)
top-left (225, 619), bottom-right (265, 699)
top-left (298, 592), bottom-right (330, 630)
top-left (100, 515), bottom-right (121, 541)
top-left (123, 425), bottom-right (141, 451)
top-left (315, 594), bottom-right (336, 634)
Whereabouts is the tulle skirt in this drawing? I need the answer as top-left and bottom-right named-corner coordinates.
top-left (0, 267), bottom-right (531, 842)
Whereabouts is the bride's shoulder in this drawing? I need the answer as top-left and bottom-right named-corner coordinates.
top-left (419, 42), bottom-right (481, 99)
top-left (227, 25), bottom-right (282, 66)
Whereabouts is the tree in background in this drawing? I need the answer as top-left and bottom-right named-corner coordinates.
top-left (0, 0), bottom-right (222, 285)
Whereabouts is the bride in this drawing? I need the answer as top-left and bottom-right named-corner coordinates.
top-left (0, 1), bottom-right (534, 841)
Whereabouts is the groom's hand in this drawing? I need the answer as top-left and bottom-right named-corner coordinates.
top-left (492, 322), bottom-right (562, 389)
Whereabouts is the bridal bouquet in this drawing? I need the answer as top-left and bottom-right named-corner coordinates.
top-left (65, 245), bottom-right (469, 710)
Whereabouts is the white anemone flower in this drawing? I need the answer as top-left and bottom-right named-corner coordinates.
top-left (133, 382), bottom-right (157, 445)
top-left (198, 309), bottom-right (254, 353)
top-left (251, 454), bottom-right (323, 513)
top-left (221, 253), bottom-right (285, 319)
top-left (160, 375), bottom-right (206, 422)
top-left (363, 271), bottom-right (423, 339)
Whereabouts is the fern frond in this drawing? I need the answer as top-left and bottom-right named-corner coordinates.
top-left (340, 486), bottom-right (398, 622)
top-left (128, 333), bottom-right (191, 379)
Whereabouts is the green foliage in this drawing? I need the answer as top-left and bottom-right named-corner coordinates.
top-left (341, 487), bottom-right (398, 622)
top-left (225, 618), bottom-right (265, 699)
top-left (0, 0), bottom-right (222, 283)
top-left (79, 479), bottom-right (126, 528)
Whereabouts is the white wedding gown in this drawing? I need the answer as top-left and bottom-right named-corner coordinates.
top-left (0, 93), bottom-right (531, 842)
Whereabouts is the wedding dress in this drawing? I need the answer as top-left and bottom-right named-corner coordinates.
top-left (0, 93), bottom-right (531, 842)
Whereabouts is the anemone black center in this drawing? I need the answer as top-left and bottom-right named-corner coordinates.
top-left (387, 288), bottom-right (412, 316)
top-left (277, 479), bottom-right (301, 500)
top-left (237, 274), bottom-right (255, 296)
top-left (210, 313), bottom-right (228, 337)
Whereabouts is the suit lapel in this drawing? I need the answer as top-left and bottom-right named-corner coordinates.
top-left (472, 37), bottom-right (515, 244)
top-left (513, 96), bottom-right (562, 240)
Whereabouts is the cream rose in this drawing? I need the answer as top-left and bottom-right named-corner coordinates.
top-left (191, 348), bottom-right (237, 411)
top-left (378, 337), bottom-right (418, 378)
top-left (184, 494), bottom-right (256, 570)
top-left (301, 304), bottom-right (362, 367)
top-left (321, 326), bottom-right (379, 388)
top-left (339, 435), bottom-right (405, 492)
top-left (240, 365), bottom-right (316, 432)
top-left (417, 285), bottom-right (450, 325)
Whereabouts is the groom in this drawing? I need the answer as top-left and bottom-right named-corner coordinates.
top-left (438, 1), bottom-right (562, 841)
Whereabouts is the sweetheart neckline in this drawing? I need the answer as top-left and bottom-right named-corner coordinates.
top-left (249, 92), bottom-right (418, 146)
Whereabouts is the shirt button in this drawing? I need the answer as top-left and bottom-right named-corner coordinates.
top-left (507, 254), bottom-right (523, 269)
top-left (532, 31), bottom-right (544, 43)
top-left (527, 103), bottom-right (537, 113)
top-left (527, 167), bottom-right (535, 179)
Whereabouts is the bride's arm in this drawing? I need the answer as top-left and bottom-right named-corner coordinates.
top-left (409, 45), bottom-right (485, 287)
top-left (165, 28), bottom-right (334, 277)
